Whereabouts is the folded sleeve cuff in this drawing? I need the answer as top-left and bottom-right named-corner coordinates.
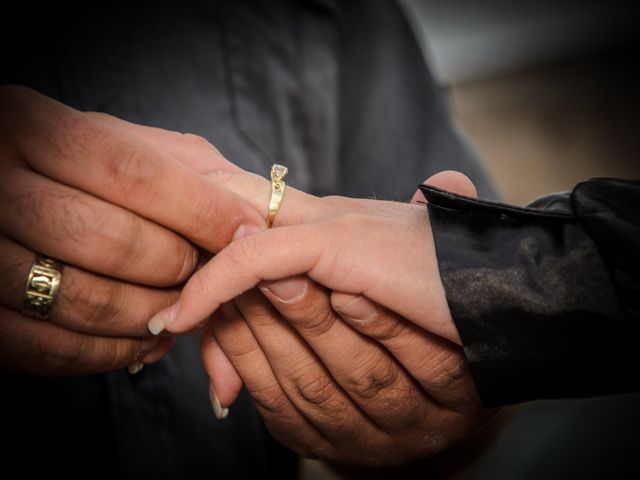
top-left (419, 184), bottom-right (630, 407)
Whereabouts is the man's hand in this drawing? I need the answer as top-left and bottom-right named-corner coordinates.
top-left (0, 86), bottom-right (263, 375)
top-left (202, 277), bottom-right (487, 465)
top-left (156, 169), bottom-right (487, 465)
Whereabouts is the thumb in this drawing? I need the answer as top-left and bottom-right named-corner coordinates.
top-left (411, 170), bottom-right (478, 204)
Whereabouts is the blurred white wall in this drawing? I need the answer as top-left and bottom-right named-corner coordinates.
top-left (402, 0), bottom-right (638, 82)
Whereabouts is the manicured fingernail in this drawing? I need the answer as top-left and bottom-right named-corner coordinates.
top-left (140, 336), bottom-right (161, 352)
top-left (209, 383), bottom-right (229, 420)
top-left (232, 223), bottom-right (262, 240)
top-left (261, 277), bottom-right (308, 304)
top-left (148, 301), bottom-right (180, 335)
top-left (128, 361), bottom-right (144, 375)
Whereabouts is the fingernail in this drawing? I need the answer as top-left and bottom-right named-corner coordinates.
top-left (140, 336), bottom-right (161, 352)
top-left (128, 361), bottom-right (144, 375)
top-left (209, 383), bottom-right (229, 420)
top-left (261, 277), bottom-right (308, 304)
top-left (148, 301), bottom-right (180, 335)
top-left (232, 223), bottom-right (262, 241)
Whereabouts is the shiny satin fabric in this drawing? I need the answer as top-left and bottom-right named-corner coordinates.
top-left (421, 179), bottom-right (640, 407)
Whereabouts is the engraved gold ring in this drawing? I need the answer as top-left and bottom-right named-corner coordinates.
top-left (266, 164), bottom-right (288, 228)
top-left (22, 255), bottom-right (63, 319)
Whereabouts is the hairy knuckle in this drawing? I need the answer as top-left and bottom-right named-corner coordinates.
top-left (103, 142), bottom-right (159, 202)
top-left (9, 182), bottom-right (91, 244)
top-left (58, 112), bottom-right (110, 158)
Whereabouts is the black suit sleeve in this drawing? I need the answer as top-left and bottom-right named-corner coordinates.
top-left (419, 178), bottom-right (640, 407)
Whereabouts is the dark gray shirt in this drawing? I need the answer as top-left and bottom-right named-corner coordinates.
top-left (2, 1), bottom-right (492, 478)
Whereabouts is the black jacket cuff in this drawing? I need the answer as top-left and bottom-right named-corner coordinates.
top-left (419, 183), bottom-right (635, 407)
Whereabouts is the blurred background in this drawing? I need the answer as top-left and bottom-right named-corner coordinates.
top-left (409, 0), bottom-right (640, 205)
top-left (302, 0), bottom-right (639, 478)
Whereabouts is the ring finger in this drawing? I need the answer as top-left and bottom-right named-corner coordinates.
top-left (0, 234), bottom-right (180, 337)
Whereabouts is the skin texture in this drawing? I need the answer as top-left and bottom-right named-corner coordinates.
top-left (151, 170), bottom-right (489, 465)
top-left (0, 86), bottom-right (263, 374)
top-left (1, 87), bottom-right (488, 466)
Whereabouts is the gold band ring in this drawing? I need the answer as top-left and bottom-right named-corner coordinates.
top-left (22, 255), bottom-right (63, 319)
top-left (266, 164), bottom-right (288, 228)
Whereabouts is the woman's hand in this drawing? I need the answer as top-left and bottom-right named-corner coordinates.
top-left (147, 166), bottom-right (489, 464)
top-left (149, 170), bottom-right (471, 345)
top-left (0, 86), bottom-right (263, 375)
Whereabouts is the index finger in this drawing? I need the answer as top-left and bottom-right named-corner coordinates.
top-left (3, 86), bottom-right (265, 251)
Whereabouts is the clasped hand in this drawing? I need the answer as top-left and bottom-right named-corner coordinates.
top-left (0, 87), bottom-right (488, 466)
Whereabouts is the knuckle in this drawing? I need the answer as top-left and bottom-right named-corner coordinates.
top-left (346, 354), bottom-right (400, 400)
top-left (102, 141), bottom-right (159, 202)
top-left (188, 269), bottom-right (216, 303)
top-left (369, 314), bottom-right (407, 342)
top-left (290, 369), bottom-right (351, 423)
top-left (223, 238), bottom-right (259, 279)
top-left (421, 349), bottom-right (469, 390)
top-left (58, 112), bottom-right (111, 159)
top-left (343, 301), bottom-right (407, 342)
top-left (250, 382), bottom-right (290, 415)
top-left (59, 273), bottom-right (122, 330)
top-left (292, 370), bottom-right (335, 406)
top-left (292, 303), bottom-right (336, 338)
top-left (99, 213), bottom-right (146, 271)
top-left (180, 133), bottom-right (212, 149)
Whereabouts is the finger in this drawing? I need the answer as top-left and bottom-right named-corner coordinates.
top-left (0, 305), bottom-right (158, 375)
top-left (200, 328), bottom-right (243, 410)
top-left (155, 214), bottom-right (455, 344)
top-left (0, 166), bottom-right (197, 286)
top-left (259, 276), bottom-right (436, 430)
top-left (3, 86), bottom-right (264, 251)
top-left (411, 170), bottom-right (478, 204)
top-left (229, 292), bottom-right (383, 459)
top-left (86, 112), bottom-right (245, 175)
top-left (203, 171), bottom-right (416, 228)
top-left (0, 234), bottom-right (180, 337)
top-left (331, 292), bottom-right (481, 414)
top-left (141, 336), bottom-right (176, 364)
top-left (206, 305), bottom-right (334, 459)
